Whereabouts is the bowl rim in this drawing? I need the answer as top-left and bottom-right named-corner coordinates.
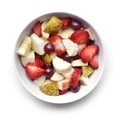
top-left (14, 12), bottom-right (105, 104)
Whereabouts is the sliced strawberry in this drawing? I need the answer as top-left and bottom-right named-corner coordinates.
top-left (80, 44), bottom-right (99, 63)
top-left (59, 89), bottom-right (69, 95)
top-left (35, 54), bottom-right (44, 67)
top-left (48, 35), bottom-right (65, 55)
top-left (25, 62), bottom-right (45, 80)
top-left (89, 55), bottom-right (99, 69)
top-left (32, 21), bottom-right (42, 36)
top-left (70, 30), bottom-right (90, 44)
top-left (62, 17), bottom-right (71, 29)
top-left (70, 68), bottom-right (81, 88)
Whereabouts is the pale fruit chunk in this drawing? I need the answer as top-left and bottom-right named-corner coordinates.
top-left (34, 75), bottom-right (46, 86)
top-left (44, 16), bottom-right (63, 35)
top-left (57, 79), bottom-right (70, 90)
top-left (58, 27), bottom-right (74, 38)
top-left (84, 28), bottom-right (94, 40)
top-left (31, 33), bottom-right (47, 55)
top-left (62, 39), bottom-right (78, 56)
top-left (52, 56), bottom-right (72, 73)
top-left (61, 67), bottom-right (74, 79)
top-left (82, 66), bottom-right (94, 77)
top-left (41, 21), bottom-right (49, 39)
top-left (17, 36), bottom-right (31, 56)
top-left (71, 59), bottom-right (88, 67)
top-left (21, 51), bottom-right (35, 67)
top-left (51, 72), bottom-right (64, 81)
top-left (78, 44), bottom-right (86, 54)
top-left (79, 75), bottom-right (89, 85)
top-left (43, 79), bottom-right (52, 85)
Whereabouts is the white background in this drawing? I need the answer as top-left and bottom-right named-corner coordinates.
top-left (0, 0), bottom-right (120, 118)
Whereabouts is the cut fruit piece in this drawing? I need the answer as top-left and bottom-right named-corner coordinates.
top-left (31, 33), bottom-right (47, 55)
top-left (35, 54), bottom-right (44, 67)
top-left (58, 27), bottom-right (74, 39)
top-left (21, 51), bottom-right (35, 67)
top-left (40, 82), bottom-right (59, 96)
top-left (71, 59), bottom-right (88, 67)
top-left (62, 39), bottom-right (78, 56)
top-left (80, 44), bottom-right (99, 63)
top-left (70, 68), bottom-right (81, 88)
top-left (43, 79), bottom-right (52, 85)
top-left (52, 56), bottom-right (72, 73)
top-left (84, 28), bottom-right (94, 40)
top-left (48, 35), bottom-right (65, 55)
top-left (62, 17), bottom-right (71, 29)
top-left (82, 66), bottom-right (94, 77)
top-left (32, 21), bottom-right (42, 37)
top-left (89, 55), bottom-right (99, 69)
top-left (70, 30), bottom-right (90, 44)
top-left (41, 21), bottom-right (49, 38)
top-left (59, 89), bottom-right (69, 95)
top-left (61, 67), bottom-right (74, 79)
top-left (79, 75), bottom-right (89, 85)
top-left (50, 72), bottom-right (64, 81)
top-left (57, 79), bottom-right (70, 90)
top-left (17, 36), bottom-right (32, 56)
top-left (78, 44), bottom-right (86, 54)
top-left (44, 16), bottom-right (63, 35)
top-left (25, 62), bottom-right (45, 80)
top-left (34, 75), bottom-right (46, 86)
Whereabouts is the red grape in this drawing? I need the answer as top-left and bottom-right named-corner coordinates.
top-left (71, 19), bottom-right (82, 30)
top-left (45, 67), bottom-right (54, 78)
top-left (44, 43), bottom-right (55, 54)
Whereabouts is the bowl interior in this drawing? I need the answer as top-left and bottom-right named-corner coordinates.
top-left (15, 12), bottom-right (105, 104)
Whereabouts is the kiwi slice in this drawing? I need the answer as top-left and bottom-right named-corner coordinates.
top-left (44, 16), bottom-right (63, 35)
top-left (82, 66), bottom-right (94, 77)
top-left (40, 82), bottom-right (59, 96)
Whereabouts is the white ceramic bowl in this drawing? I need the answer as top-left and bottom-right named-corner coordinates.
top-left (14, 12), bottom-right (105, 104)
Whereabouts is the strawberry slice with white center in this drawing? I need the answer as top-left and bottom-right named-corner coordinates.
top-left (25, 62), bottom-right (45, 80)
top-left (48, 35), bottom-right (65, 55)
top-left (80, 44), bottom-right (99, 63)
top-left (89, 55), bottom-right (99, 69)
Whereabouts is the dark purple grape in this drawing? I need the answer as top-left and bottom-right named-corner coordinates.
top-left (44, 43), bottom-right (55, 54)
top-left (71, 19), bottom-right (82, 30)
top-left (61, 53), bottom-right (73, 62)
top-left (45, 67), bottom-right (54, 78)
top-left (70, 85), bottom-right (80, 93)
top-left (87, 39), bottom-right (95, 45)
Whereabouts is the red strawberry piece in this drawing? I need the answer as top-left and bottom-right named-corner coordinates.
top-left (35, 54), bottom-right (44, 67)
top-left (32, 21), bottom-right (42, 36)
top-left (25, 62), bottom-right (45, 80)
top-left (80, 44), bottom-right (99, 63)
top-left (62, 17), bottom-right (71, 29)
top-left (70, 30), bottom-right (90, 44)
top-left (48, 35), bottom-right (65, 55)
top-left (89, 55), bottom-right (99, 69)
top-left (59, 89), bottom-right (69, 95)
top-left (70, 68), bottom-right (81, 88)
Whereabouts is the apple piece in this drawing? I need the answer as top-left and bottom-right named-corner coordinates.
top-left (79, 75), bottom-right (89, 85)
top-left (71, 59), bottom-right (88, 67)
top-left (31, 33), bottom-right (47, 55)
top-left (41, 21), bottom-right (49, 39)
top-left (34, 75), bottom-right (46, 86)
top-left (21, 51), bottom-right (35, 67)
top-left (50, 72), bottom-right (64, 81)
top-left (52, 56), bottom-right (72, 73)
top-left (58, 27), bottom-right (74, 39)
top-left (57, 79), bottom-right (70, 90)
top-left (62, 39), bottom-right (78, 56)
top-left (17, 36), bottom-right (32, 56)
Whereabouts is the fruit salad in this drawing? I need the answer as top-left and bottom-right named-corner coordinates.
top-left (17, 16), bottom-right (99, 96)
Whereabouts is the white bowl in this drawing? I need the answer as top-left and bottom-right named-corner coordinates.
top-left (14, 12), bottom-right (105, 104)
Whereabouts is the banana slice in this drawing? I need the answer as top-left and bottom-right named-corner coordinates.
top-left (21, 51), bottom-right (35, 67)
top-left (62, 39), bottom-right (78, 56)
top-left (79, 75), bottom-right (89, 85)
top-left (58, 27), bottom-right (74, 39)
top-left (17, 36), bottom-right (31, 56)
top-left (51, 72), bottom-right (64, 81)
top-left (31, 33), bottom-right (47, 55)
top-left (52, 56), bottom-right (72, 73)
top-left (71, 59), bottom-right (88, 67)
